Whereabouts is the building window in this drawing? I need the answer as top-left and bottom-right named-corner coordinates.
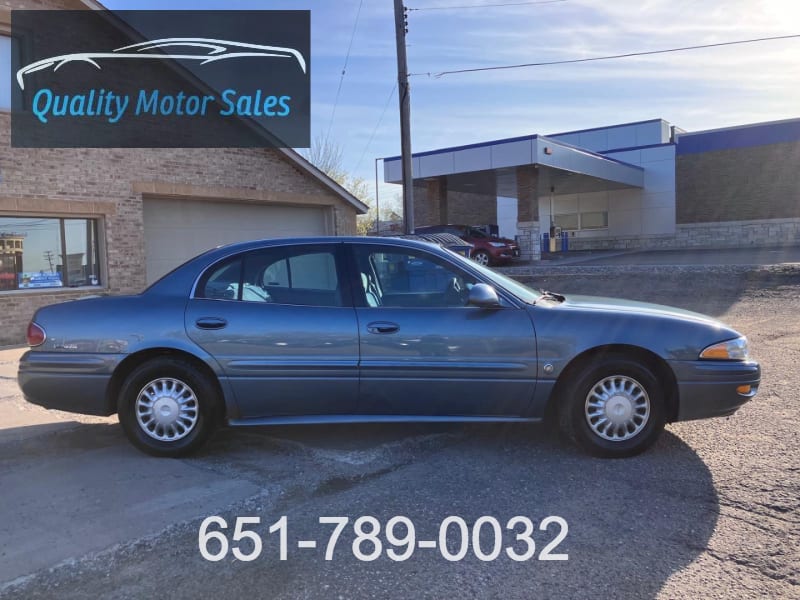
top-left (0, 217), bottom-right (102, 291)
top-left (553, 213), bottom-right (579, 231)
top-left (553, 211), bottom-right (608, 231)
top-left (580, 211), bottom-right (609, 230)
top-left (0, 35), bottom-right (10, 110)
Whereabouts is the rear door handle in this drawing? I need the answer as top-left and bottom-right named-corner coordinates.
top-left (367, 321), bottom-right (399, 334)
top-left (195, 317), bottom-right (228, 330)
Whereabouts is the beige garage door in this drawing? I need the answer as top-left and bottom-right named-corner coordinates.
top-left (143, 198), bottom-right (330, 284)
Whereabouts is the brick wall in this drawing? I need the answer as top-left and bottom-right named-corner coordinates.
top-left (0, 0), bottom-right (361, 344)
top-left (677, 141), bottom-right (800, 223)
top-left (0, 111), bottom-right (359, 344)
top-left (414, 182), bottom-right (496, 228)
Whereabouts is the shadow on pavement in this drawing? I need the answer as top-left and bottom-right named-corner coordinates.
top-left (243, 422), bottom-right (719, 600)
top-left (2, 419), bottom-right (720, 600)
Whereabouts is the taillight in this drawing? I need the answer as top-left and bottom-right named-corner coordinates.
top-left (26, 321), bottom-right (46, 347)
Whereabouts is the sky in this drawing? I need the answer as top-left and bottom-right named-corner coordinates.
top-left (102, 0), bottom-right (800, 211)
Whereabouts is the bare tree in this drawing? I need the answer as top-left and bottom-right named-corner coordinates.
top-left (303, 135), bottom-right (370, 202)
top-left (303, 136), bottom-right (403, 236)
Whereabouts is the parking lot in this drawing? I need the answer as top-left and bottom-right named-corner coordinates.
top-left (1, 264), bottom-right (798, 599)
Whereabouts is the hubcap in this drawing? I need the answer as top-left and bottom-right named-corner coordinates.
top-left (135, 378), bottom-right (199, 442)
top-left (585, 375), bottom-right (650, 442)
top-left (474, 253), bottom-right (489, 266)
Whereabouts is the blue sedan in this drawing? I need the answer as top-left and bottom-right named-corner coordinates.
top-left (18, 237), bottom-right (760, 458)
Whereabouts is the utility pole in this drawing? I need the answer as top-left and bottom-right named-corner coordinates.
top-left (393, 0), bottom-right (415, 234)
top-left (374, 157), bottom-right (381, 235)
top-left (43, 250), bottom-right (55, 273)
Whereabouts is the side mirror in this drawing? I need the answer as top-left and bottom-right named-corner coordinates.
top-left (468, 283), bottom-right (501, 308)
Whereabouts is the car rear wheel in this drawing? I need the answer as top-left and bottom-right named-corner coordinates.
top-left (472, 250), bottom-right (491, 266)
top-left (118, 358), bottom-right (220, 457)
top-left (558, 356), bottom-right (666, 458)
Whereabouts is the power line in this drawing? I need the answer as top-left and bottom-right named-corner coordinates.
top-left (354, 83), bottom-right (398, 174)
top-left (324, 0), bottom-right (365, 146)
top-left (411, 34), bottom-right (800, 78)
top-left (409, 0), bottom-right (566, 11)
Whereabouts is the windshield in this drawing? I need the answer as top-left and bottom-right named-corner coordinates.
top-left (444, 247), bottom-right (541, 304)
top-left (468, 228), bottom-right (489, 238)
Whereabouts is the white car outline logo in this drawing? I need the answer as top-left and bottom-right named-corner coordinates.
top-left (16, 37), bottom-right (307, 90)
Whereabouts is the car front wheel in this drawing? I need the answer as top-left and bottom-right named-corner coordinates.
top-left (118, 358), bottom-right (220, 457)
top-left (558, 356), bottom-right (666, 458)
top-left (472, 250), bottom-right (491, 266)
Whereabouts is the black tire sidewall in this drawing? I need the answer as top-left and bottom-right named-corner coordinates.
top-left (118, 358), bottom-right (219, 457)
top-left (564, 357), bottom-right (666, 458)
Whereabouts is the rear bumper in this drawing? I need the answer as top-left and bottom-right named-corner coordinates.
top-left (670, 360), bottom-right (761, 422)
top-left (18, 351), bottom-right (121, 416)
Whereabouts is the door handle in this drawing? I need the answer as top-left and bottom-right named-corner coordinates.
top-left (195, 317), bottom-right (228, 330)
top-left (367, 321), bottom-right (399, 334)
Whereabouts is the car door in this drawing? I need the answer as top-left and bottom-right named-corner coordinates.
top-left (185, 243), bottom-right (359, 418)
top-left (350, 243), bottom-right (537, 417)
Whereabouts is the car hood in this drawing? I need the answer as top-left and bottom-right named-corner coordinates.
top-left (558, 294), bottom-right (724, 326)
top-left (479, 237), bottom-right (516, 246)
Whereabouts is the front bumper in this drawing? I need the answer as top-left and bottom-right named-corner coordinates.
top-left (18, 351), bottom-right (122, 416)
top-left (491, 248), bottom-right (519, 262)
top-left (670, 360), bottom-right (761, 422)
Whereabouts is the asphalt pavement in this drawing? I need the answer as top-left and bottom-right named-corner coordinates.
top-left (0, 265), bottom-right (798, 599)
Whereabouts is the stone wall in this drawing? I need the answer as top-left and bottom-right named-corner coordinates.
top-left (563, 218), bottom-right (800, 251)
top-left (516, 221), bottom-right (541, 261)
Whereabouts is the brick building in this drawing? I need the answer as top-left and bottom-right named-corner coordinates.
top-left (385, 118), bottom-right (800, 259)
top-left (0, 0), bottom-right (368, 345)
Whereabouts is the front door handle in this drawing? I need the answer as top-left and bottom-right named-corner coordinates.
top-left (195, 317), bottom-right (228, 330)
top-left (367, 321), bottom-right (400, 334)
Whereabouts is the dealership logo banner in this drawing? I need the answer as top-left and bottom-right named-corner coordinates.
top-left (11, 10), bottom-right (310, 148)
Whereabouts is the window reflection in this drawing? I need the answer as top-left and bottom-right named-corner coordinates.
top-left (0, 217), bottom-right (101, 291)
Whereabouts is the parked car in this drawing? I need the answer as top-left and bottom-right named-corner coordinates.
top-left (415, 225), bottom-right (519, 266)
top-left (19, 237), bottom-right (759, 458)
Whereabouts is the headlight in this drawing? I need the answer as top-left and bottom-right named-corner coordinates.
top-left (489, 242), bottom-right (507, 248)
top-left (699, 336), bottom-right (749, 360)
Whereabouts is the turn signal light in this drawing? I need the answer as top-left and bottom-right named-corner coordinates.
top-left (737, 385), bottom-right (752, 395)
top-left (26, 321), bottom-right (46, 347)
top-left (699, 337), bottom-right (749, 360)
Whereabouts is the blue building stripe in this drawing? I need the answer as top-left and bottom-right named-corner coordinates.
top-left (677, 119), bottom-right (800, 155)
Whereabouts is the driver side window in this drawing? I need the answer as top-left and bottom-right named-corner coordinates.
top-left (354, 247), bottom-right (477, 308)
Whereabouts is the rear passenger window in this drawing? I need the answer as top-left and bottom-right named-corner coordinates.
top-left (245, 248), bottom-right (342, 307)
top-left (197, 248), bottom-right (343, 306)
top-left (197, 258), bottom-right (242, 300)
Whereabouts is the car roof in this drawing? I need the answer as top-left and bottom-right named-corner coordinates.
top-left (207, 235), bottom-right (446, 254)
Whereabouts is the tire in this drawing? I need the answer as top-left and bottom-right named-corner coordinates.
top-left (118, 358), bottom-right (220, 457)
top-left (558, 356), bottom-right (666, 458)
top-left (472, 250), bottom-right (491, 266)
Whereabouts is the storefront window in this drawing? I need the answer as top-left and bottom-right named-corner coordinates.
top-left (581, 211), bottom-right (609, 230)
top-left (0, 217), bottom-right (101, 291)
top-left (553, 214), bottom-right (579, 231)
top-left (553, 211), bottom-right (608, 231)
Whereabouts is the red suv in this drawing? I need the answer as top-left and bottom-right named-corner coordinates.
top-left (416, 225), bottom-right (520, 266)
